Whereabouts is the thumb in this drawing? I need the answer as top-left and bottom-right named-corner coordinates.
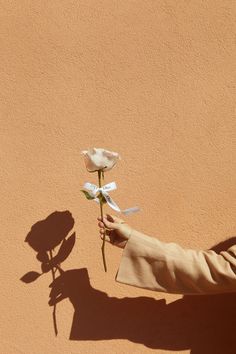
top-left (103, 214), bottom-right (120, 229)
top-left (107, 213), bottom-right (125, 224)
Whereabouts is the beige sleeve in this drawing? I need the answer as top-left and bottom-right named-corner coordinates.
top-left (115, 229), bottom-right (236, 294)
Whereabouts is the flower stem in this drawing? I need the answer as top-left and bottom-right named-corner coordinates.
top-left (49, 250), bottom-right (58, 336)
top-left (98, 170), bottom-right (107, 272)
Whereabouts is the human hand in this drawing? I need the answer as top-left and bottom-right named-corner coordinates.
top-left (97, 214), bottom-right (133, 249)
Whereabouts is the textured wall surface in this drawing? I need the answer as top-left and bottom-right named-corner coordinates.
top-left (1, 1), bottom-right (236, 353)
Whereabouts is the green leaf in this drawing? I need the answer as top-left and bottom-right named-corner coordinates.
top-left (80, 190), bottom-right (95, 200)
top-left (98, 193), bottom-right (107, 205)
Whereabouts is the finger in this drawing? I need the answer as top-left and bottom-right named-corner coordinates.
top-left (99, 233), bottom-right (112, 242)
top-left (99, 228), bottom-right (111, 235)
top-left (98, 223), bottom-right (111, 233)
top-left (98, 221), bottom-right (105, 227)
top-left (102, 215), bottom-right (119, 229)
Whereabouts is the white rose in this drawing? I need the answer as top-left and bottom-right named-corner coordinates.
top-left (81, 147), bottom-right (121, 172)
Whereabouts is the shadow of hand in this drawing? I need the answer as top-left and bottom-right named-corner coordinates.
top-left (48, 268), bottom-right (236, 353)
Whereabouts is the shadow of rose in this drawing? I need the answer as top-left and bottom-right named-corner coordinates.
top-left (20, 210), bottom-right (76, 335)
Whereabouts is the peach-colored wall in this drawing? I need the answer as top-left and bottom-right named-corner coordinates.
top-left (1, 1), bottom-right (236, 353)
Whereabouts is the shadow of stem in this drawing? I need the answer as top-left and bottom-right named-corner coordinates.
top-left (49, 250), bottom-right (58, 336)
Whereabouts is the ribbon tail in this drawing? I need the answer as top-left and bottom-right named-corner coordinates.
top-left (103, 192), bottom-right (140, 215)
top-left (103, 192), bottom-right (122, 212)
top-left (121, 207), bottom-right (140, 215)
top-left (87, 187), bottom-right (141, 216)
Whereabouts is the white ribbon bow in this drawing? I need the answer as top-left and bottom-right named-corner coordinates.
top-left (83, 181), bottom-right (140, 215)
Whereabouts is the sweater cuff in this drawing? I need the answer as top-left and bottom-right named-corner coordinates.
top-left (115, 228), bottom-right (162, 290)
top-left (115, 228), bottom-right (139, 285)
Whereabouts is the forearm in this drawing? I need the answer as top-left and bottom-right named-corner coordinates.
top-left (115, 229), bottom-right (236, 294)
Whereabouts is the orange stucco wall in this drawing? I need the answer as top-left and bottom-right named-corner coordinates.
top-left (1, 1), bottom-right (236, 353)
